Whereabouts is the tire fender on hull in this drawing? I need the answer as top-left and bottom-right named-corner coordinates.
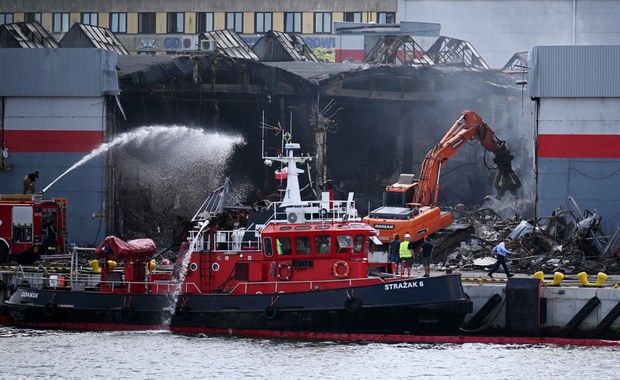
top-left (264, 306), bottom-right (279, 320)
top-left (175, 306), bottom-right (190, 320)
top-left (344, 297), bottom-right (362, 312)
top-left (43, 302), bottom-right (57, 318)
top-left (118, 305), bottom-right (133, 322)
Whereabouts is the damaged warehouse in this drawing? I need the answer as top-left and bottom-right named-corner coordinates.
top-left (109, 34), bottom-right (534, 252)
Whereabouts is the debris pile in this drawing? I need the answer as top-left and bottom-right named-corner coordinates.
top-left (436, 196), bottom-right (620, 275)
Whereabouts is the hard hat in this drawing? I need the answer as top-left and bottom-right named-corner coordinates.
top-left (404, 233), bottom-right (411, 239)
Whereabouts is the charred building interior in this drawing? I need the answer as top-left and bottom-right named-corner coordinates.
top-left (108, 30), bottom-right (533, 246)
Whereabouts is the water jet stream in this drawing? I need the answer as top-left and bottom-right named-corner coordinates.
top-left (41, 126), bottom-right (245, 194)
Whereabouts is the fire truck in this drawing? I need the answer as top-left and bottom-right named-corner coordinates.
top-left (0, 194), bottom-right (68, 264)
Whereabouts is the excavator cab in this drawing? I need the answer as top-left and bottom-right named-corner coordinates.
top-left (383, 174), bottom-right (417, 208)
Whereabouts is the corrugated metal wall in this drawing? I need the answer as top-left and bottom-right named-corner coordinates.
top-left (530, 45), bottom-right (620, 234)
top-left (0, 48), bottom-right (119, 97)
top-left (529, 45), bottom-right (620, 98)
top-left (0, 49), bottom-right (113, 246)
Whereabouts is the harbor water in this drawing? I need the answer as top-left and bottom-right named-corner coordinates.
top-left (0, 327), bottom-right (618, 379)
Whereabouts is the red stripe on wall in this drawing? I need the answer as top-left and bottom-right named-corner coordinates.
top-left (4, 130), bottom-right (104, 153)
top-left (538, 134), bottom-right (620, 158)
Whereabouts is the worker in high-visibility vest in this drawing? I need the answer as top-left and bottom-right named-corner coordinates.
top-left (399, 233), bottom-right (413, 277)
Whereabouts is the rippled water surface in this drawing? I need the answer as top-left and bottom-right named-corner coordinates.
top-left (0, 327), bottom-right (618, 379)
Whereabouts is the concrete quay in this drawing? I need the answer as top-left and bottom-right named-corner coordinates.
top-left (458, 270), bottom-right (620, 339)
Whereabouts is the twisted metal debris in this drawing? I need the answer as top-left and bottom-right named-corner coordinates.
top-left (435, 196), bottom-right (620, 275)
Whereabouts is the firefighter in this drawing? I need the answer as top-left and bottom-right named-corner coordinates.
top-left (22, 171), bottom-right (39, 194)
top-left (45, 219), bottom-right (57, 255)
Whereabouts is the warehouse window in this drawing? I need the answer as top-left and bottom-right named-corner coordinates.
top-left (110, 12), bottom-right (127, 33)
top-left (196, 12), bottom-right (214, 32)
top-left (0, 13), bottom-right (14, 25)
top-left (226, 12), bottom-right (243, 33)
top-left (314, 12), bottom-right (331, 33)
top-left (25, 13), bottom-right (41, 23)
top-left (344, 12), bottom-right (361, 23)
top-left (377, 12), bottom-right (396, 24)
top-left (52, 12), bottom-right (69, 33)
top-left (81, 12), bottom-right (98, 26)
top-left (138, 13), bottom-right (156, 33)
top-left (255, 12), bottom-right (272, 33)
top-left (167, 12), bottom-right (184, 33)
top-left (284, 12), bottom-right (302, 33)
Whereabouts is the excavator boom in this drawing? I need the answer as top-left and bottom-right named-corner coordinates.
top-left (363, 110), bottom-right (522, 247)
top-left (414, 110), bottom-right (521, 206)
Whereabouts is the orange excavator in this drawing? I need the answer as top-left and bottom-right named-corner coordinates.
top-left (363, 110), bottom-right (522, 244)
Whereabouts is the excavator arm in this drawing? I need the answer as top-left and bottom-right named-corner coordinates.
top-left (413, 110), bottom-right (522, 206)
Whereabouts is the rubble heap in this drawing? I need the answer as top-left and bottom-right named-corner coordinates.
top-left (435, 197), bottom-right (620, 275)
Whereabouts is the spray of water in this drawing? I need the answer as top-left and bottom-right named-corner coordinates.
top-left (41, 125), bottom-right (246, 194)
top-left (161, 220), bottom-right (211, 325)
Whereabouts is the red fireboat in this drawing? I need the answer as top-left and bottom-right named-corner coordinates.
top-left (3, 133), bottom-right (472, 336)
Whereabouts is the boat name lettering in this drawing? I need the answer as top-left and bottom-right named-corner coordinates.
top-left (21, 291), bottom-right (39, 298)
top-left (374, 224), bottom-right (395, 230)
top-left (384, 281), bottom-right (424, 290)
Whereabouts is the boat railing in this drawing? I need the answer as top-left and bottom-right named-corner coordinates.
top-left (189, 228), bottom-right (261, 253)
top-left (13, 268), bottom-right (100, 291)
top-left (12, 268), bottom-right (201, 295)
top-left (271, 197), bottom-right (361, 224)
top-left (228, 276), bottom-right (387, 295)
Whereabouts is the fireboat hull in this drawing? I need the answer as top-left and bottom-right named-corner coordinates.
top-left (170, 274), bottom-right (472, 335)
top-left (3, 274), bottom-right (472, 334)
top-left (3, 288), bottom-right (171, 330)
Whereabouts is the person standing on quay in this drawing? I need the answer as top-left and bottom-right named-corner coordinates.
top-left (399, 233), bottom-right (413, 277)
top-left (487, 239), bottom-right (514, 279)
top-left (420, 236), bottom-right (434, 278)
top-left (389, 234), bottom-right (401, 274)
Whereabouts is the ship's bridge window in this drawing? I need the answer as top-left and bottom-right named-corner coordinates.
top-left (315, 225), bottom-right (330, 230)
top-left (263, 237), bottom-right (273, 257)
top-left (315, 235), bottom-right (331, 254)
top-left (337, 235), bottom-right (353, 253)
top-left (295, 236), bottom-right (311, 255)
top-left (353, 234), bottom-right (364, 253)
top-left (276, 237), bottom-right (292, 255)
top-left (295, 226), bottom-right (311, 230)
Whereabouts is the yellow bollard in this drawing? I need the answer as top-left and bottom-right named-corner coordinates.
top-left (89, 259), bottom-right (101, 273)
top-left (533, 271), bottom-right (545, 283)
top-left (551, 272), bottom-right (565, 285)
top-left (107, 260), bottom-right (117, 271)
top-left (594, 272), bottom-right (608, 287)
top-left (576, 271), bottom-right (590, 286)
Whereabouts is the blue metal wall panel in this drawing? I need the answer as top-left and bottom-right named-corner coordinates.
top-left (0, 152), bottom-right (106, 246)
top-left (538, 158), bottom-right (620, 233)
top-left (529, 45), bottom-right (620, 98)
top-left (0, 48), bottom-right (119, 97)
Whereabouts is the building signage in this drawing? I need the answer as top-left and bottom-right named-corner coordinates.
top-left (133, 34), bottom-right (336, 52)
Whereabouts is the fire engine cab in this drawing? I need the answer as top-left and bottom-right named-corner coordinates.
top-left (0, 194), bottom-right (68, 264)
